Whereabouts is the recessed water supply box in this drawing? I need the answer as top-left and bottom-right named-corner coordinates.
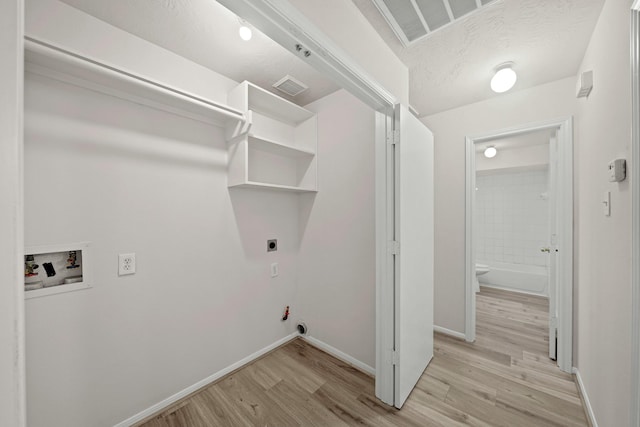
top-left (24, 242), bottom-right (91, 299)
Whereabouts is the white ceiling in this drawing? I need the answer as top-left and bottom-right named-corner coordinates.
top-left (60, 0), bottom-right (605, 116)
top-left (353, 0), bottom-right (605, 117)
top-left (59, 0), bottom-right (341, 106)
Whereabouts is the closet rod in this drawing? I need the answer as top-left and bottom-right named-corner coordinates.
top-left (24, 37), bottom-right (246, 126)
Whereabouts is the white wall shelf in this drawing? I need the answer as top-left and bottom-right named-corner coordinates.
top-left (24, 37), bottom-right (247, 129)
top-left (229, 182), bottom-right (317, 193)
top-left (26, 39), bottom-right (321, 194)
top-left (249, 134), bottom-right (315, 157)
top-left (229, 81), bottom-right (315, 125)
top-left (227, 81), bottom-right (318, 193)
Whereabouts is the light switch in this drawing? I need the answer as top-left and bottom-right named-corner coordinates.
top-left (603, 191), bottom-right (611, 217)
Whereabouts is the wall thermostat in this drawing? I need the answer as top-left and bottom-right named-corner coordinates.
top-left (608, 158), bottom-right (626, 182)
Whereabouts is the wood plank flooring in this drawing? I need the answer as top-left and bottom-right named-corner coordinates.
top-left (138, 287), bottom-right (588, 426)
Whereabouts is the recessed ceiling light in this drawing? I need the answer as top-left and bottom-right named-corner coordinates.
top-left (491, 63), bottom-right (517, 93)
top-left (238, 20), bottom-right (252, 41)
top-left (484, 146), bottom-right (497, 158)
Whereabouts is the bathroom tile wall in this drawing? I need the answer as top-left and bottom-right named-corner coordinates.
top-left (476, 168), bottom-right (549, 267)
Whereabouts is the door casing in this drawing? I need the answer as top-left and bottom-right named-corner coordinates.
top-left (548, 135), bottom-right (559, 360)
top-left (0, 1), bottom-right (26, 426)
top-left (464, 117), bottom-right (574, 373)
top-left (630, 1), bottom-right (640, 424)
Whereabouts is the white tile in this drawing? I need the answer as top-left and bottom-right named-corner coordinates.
top-left (475, 168), bottom-right (550, 268)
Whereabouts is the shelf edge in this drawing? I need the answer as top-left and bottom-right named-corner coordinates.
top-left (25, 37), bottom-right (247, 127)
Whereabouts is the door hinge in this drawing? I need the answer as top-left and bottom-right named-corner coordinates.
top-left (388, 240), bottom-right (400, 255)
top-left (390, 350), bottom-right (399, 365)
top-left (387, 129), bottom-right (399, 145)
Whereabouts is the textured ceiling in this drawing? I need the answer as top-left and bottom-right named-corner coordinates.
top-left (353, 0), bottom-right (605, 116)
top-left (59, 0), bottom-right (340, 106)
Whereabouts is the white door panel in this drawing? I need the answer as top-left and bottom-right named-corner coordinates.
top-left (394, 105), bottom-right (434, 408)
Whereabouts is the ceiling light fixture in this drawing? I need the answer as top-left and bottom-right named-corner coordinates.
top-left (238, 20), bottom-right (252, 41)
top-left (490, 62), bottom-right (517, 93)
top-left (484, 146), bottom-right (497, 158)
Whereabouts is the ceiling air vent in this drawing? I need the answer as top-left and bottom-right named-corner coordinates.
top-left (272, 75), bottom-right (308, 97)
top-left (372, 0), bottom-right (497, 47)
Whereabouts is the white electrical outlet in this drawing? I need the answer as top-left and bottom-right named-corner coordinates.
top-left (119, 253), bottom-right (136, 276)
top-left (271, 262), bottom-right (279, 278)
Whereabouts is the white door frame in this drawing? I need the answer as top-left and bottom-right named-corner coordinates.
top-left (630, 1), bottom-right (640, 425)
top-left (465, 117), bottom-right (574, 373)
top-left (547, 135), bottom-right (559, 361)
top-left (0, 0), bottom-right (26, 426)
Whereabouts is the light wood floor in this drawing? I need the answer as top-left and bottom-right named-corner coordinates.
top-left (139, 287), bottom-right (588, 426)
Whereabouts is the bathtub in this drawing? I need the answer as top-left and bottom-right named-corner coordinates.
top-left (477, 261), bottom-right (548, 296)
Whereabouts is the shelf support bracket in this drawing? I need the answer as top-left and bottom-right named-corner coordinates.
top-left (226, 110), bottom-right (253, 140)
top-left (387, 129), bottom-right (399, 145)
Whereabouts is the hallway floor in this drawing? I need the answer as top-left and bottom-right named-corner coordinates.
top-left (139, 287), bottom-right (588, 426)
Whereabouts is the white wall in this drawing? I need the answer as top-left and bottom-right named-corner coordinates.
top-left (574, 1), bottom-right (633, 425)
top-left (287, 0), bottom-right (409, 106)
top-left (476, 169), bottom-right (550, 268)
top-left (0, 1), bottom-right (26, 426)
top-left (297, 90), bottom-right (376, 369)
top-left (23, 3), bottom-right (382, 426)
top-left (422, 77), bottom-right (577, 333)
top-left (24, 69), bottom-right (300, 427)
top-left (23, 2), bottom-right (302, 426)
top-left (26, 0), bottom-right (236, 106)
top-left (476, 144), bottom-right (549, 172)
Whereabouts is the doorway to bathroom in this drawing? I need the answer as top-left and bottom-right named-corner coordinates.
top-left (465, 118), bottom-right (573, 373)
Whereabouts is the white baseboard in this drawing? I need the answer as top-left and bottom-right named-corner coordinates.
top-left (302, 335), bottom-right (375, 376)
top-left (479, 283), bottom-right (548, 298)
top-left (572, 367), bottom-right (598, 427)
top-left (114, 332), bottom-right (298, 427)
top-left (434, 325), bottom-right (466, 340)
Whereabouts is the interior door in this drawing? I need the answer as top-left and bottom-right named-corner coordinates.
top-left (548, 135), bottom-right (558, 360)
top-left (394, 104), bottom-right (434, 408)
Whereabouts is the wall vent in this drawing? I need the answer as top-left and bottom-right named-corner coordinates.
top-left (272, 75), bottom-right (308, 97)
top-left (373, 0), bottom-right (498, 47)
top-left (576, 70), bottom-right (593, 98)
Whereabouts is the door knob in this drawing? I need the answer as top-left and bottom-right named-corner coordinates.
top-left (540, 247), bottom-right (551, 253)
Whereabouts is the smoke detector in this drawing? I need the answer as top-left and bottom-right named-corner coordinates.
top-left (272, 75), bottom-right (308, 97)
